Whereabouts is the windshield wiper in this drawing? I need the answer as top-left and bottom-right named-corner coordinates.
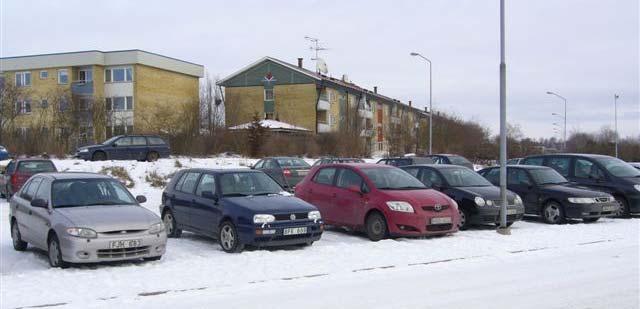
top-left (251, 192), bottom-right (281, 196)
top-left (222, 193), bottom-right (249, 197)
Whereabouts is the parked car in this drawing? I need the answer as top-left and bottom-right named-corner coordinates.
top-left (0, 145), bottom-right (11, 160)
top-left (252, 157), bottom-right (311, 191)
top-left (74, 135), bottom-right (170, 162)
top-left (295, 163), bottom-right (460, 241)
top-left (312, 157), bottom-right (365, 166)
top-left (401, 164), bottom-right (524, 229)
top-left (1, 158), bottom-right (57, 199)
top-left (478, 165), bottom-right (618, 224)
top-left (9, 172), bottom-right (165, 268)
top-left (424, 154), bottom-right (475, 170)
top-left (521, 154), bottom-right (640, 216)
top-left (376, 156), bottom-right (434, 167)
top-left (507, 158), bottom-right (524, 165)
top-left (160, 169), bottom-right (323, 253)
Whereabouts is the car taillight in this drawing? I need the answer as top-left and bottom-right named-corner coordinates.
top-left (283, 169), bottom-right (292, 177)
top-left (10, 174), bottom-right (18, 187)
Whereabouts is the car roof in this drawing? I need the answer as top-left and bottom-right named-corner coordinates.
top-left (404, 164), bottom-right (468, 169)
top-left (321, 163), bottom-right (393, 169)
top-left (13, 158), bottom-right (53, 162)
top-left (36, 172), bottom-right (112, 180)
top-left (178, 168), bottom-right (259, 174)
top-left (483, 165), bottom-right (549, 170)
top-left (262, 156), bottom-right (305, 160)
top-left (526, 153), bottom-right (613, 159)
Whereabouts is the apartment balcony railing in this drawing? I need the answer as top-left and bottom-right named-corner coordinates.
top-left (358, 108), bottom-right (373, 119)
top-left (318, 99), bottom-right (330, 111)
top-left (71, 81), bottom-right (94, 94)
top-left (317, 123), bottom-right (331, 133)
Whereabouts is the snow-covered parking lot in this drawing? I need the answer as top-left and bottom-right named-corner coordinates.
top-left (1, 158), bottom-right (638, 309)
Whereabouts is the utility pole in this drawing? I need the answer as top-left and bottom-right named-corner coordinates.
top-left (410, 52), bottom-right (433, 154)
top-left (497, 0), bottom-right (509, 235)
top-left (614, 94), bottom-right (619, 157)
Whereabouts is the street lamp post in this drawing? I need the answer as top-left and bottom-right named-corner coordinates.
top-left (614, 94), bottom-right (620, 157)
top-left (547, 91), bottom-right (567, 151)
top-left (497, 0), bottom-right (509, 235)
top-left (410, 52), bottom-right (433, 154)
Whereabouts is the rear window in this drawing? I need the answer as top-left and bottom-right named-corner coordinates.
top-left (276, 158), bottom-right (310, 168)
top-left (523, 157), bottom-right (544, 166)
top-left (147, 137), bottom-right (166, 145)
top-left (412, 157), bottom-right (435, 164)
top-left (17, 161), bottom-right (56, 173)
top-left (448, 156), bottom-right (471, 166)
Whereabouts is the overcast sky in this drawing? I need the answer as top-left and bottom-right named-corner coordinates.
top-left (2, 0), bottom-right (638, 139)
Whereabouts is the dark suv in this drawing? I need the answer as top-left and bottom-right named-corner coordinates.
top-left (521, 154), bottom-right (640, 216)
top-left (0, 158), bottom-right (57, 199)
top-left (376, 157), bottom-right (434, 167)
top-left (424, 154), bottom-right (475, 170)
top-left (75, 135), bottom-right (170, 162)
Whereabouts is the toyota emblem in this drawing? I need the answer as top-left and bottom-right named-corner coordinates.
top-left (290, 214), bottom-right (296, 220)
top-left (434, 204), bottom-right (443, 211)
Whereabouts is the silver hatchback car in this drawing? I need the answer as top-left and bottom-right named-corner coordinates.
top-left (9, 172), bottom-right (166, 268)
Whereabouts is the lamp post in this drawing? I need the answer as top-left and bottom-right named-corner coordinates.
top-left (547, 91), bottom-right (567, 151)
top-left (497, 0), bottom-right (509, 235)
top-left (614, 94), bottom-right (620, 157)
top-left (410, 52), bottom-right (433, 154)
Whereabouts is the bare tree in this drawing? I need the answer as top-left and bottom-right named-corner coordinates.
top-left (0, 81), bottom-right (28, 144)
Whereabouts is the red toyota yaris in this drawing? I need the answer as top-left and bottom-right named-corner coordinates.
top-left (295, 163), bottom-right (460, 241)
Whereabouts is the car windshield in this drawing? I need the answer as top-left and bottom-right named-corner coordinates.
top-left (52, 178), bottom-right (137, 208)
top-left (219, 172), bottom-right (284, 196)
top-left (17, 161), bottom-right (56, 173)
top-left (529, 168), bottom-right (568, 185)
top-left (362, 168), bottom-right (426, 190)
top-left (102, 136), bottom-right (121, 145)
top-left (595, 157), bottom-right (640, 178)
top-left (449, 156), bottom-right (472, 166)
top-left (440, 168), bottom-right (492, 187)
top-left (276, 158), bottom-right (310, 168)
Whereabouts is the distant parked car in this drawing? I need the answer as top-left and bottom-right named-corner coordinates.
top-left (161, 169), bottom-right (323, 253)
top-left (9, 172), bottom-right (165, 268)
top-left (376, 156), bottom-right (434, 167)
top-left (478, 165), bottom-right (618, 224)
top-left (0, 145), bottom-right (10, 160)
top-left (1, 158), bottom-right (57, 199)
top-left (424, 154), bottom-right (474, 170)
top-left (312, 157), bottom-right (365, 166)
top-left (74, 135), bottom-right (170, 162)
top-left (401, 164), bottom-right (524, 230)
top-left (295, 163), bottom-right (460, 241)
top-left (521, 154), bottom-right (640, 216)
top-left (252, 157), bottom-right (311, 191)
top-left (507, 158), bottom-right (524, 165)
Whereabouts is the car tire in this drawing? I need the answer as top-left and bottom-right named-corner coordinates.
top-left (542, 201), bottom-right (565, 224)
top-left (146, 151), bottom-right (159, 162)
top-left (614, 196), bottom-right (630, 218)
top-left (365, 212), bottom-right (388, 241)
top-left (162, 210), bottom-right (182, 238)
top-left (219, 221), bottom-right (244, 253)
top-left (144, 256), bottom-right (162, 261)
top-left (92, 151), bottom-right (106, 161)
top-left (11, 221), bottom-right (28, 251)
top-left (48, 235), bottom-right (68, 268)
top-left (458, 207), bottom-right (470, 230)
top-left (583, 217), bottom-right (600, 223)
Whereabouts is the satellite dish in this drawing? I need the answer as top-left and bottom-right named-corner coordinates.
top-left (316, 58), bottom-right (328, 74)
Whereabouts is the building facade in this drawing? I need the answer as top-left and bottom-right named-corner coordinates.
top-left (219, 56), bottom-right (429, 155)
top-left (0, 50), bottom-right (203, 144)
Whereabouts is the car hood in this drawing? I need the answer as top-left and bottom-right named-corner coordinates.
top-left (621, 176), bottom-right (640, 185)
top-left (453, 186), bottom-right (516, 200)
top-left (539, 183), bottom-right (610, 198)
top-left (55, 205), bottom-right (159, 232)
top-left (380, 189), bottom-right (453, 206)
top-left (223, 195), bottom-right (317, 213)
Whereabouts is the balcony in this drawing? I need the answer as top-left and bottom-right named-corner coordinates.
top-left (71, 81), bottom-right (94, 94)
top-left (358, 108), bottom-right (373, 119)
top-left (318, 99), bottom-right (330, 111)
top-left (317, 123), bottom-right (331, 133)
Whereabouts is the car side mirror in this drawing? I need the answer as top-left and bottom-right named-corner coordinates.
top-left (31, 198), bottom-right (48, 208)
top-left (201, 190), bottom-right (218, 201)
top-left (250, 166), bottom-right (255, 170)
top-left (136, 195), bottom-right (147, 203)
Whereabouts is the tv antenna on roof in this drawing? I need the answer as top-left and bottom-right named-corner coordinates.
top-left (305, 36), bottom-right (329, 73)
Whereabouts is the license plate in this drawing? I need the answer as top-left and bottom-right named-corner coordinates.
top-left (109, 239), bottom-right (141, 249)
top-left (297, 170), bottom-right (309, 176)
top-left (602, 205), bottom-right (617, 212)
top-left (283, 227), bottom-right (307, 235)
top-left (507, 209), bottom-right (518, 215)
top-left (430, 217), bottom-right (452, 225)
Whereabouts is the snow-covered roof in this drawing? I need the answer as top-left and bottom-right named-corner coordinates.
top-left (228, 119), bottom-right (311, 131)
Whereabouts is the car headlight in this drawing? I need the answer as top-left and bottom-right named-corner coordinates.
top-left (253, 214), bottom-right (276, 224)
top-left (486, 199), bottom-right (494, 206)
top-left (634, 184), bottom-right (640, 192)
top-left (568, 197), bottom-right (596, 204)
top-left (386, 201), bottom-right (414, 213)
top-left (78, 148), bottom-right (89, 153)
top-left (308, 211), bottom-right (321, 221)
top-left (474, 196), bottom-right (486, 206)
top-left (514, 195), bottom-right (523, 205)
top-left (148, 222), bottom-right (164, 234)
top-left (66, 227), bottom-right (97, 238)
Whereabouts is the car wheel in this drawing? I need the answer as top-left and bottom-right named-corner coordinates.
top-left (614, 196), bottom-right (630, 218)
top-left (146, 151), bottom-right (159, 162)
top-left (92, 151), bottom-right (106, 161)
top-left (583, 217), bottom-right (600, 223)
top-left (365, 212), bottom-right (387, 241)
top-left (11, 221), bottom-right (28, 251)
top-left (162, 210), bottom-right (182, 238)
top-left (219, 221), bottom-right (244, 253)
top-left (458, 208), bottom-right (470, 230)
top-left (48, 235), bottom-right (68, 268)
top-left (144, 256), bottom-right (162, 261)
top-left (542, 201), bottom-right (565, 224)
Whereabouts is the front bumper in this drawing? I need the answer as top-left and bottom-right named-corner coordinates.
top-left (627, 194), bottom-right (640, 214)
top-left (470, 205), bottom-right (525, 224)
top-left (238, 220), bottom-right (323, 247)
top-left (387, 210), bottom-right (460, 237)
top-left (74, 151), bottom-right (91, 160)
top-left (563, 202), bottom-right (619, 219)
top-left (60, 231), bottom-right (167, 263)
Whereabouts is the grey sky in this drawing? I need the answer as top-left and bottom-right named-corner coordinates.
top-left (2, 0), bottom-right (638, 139)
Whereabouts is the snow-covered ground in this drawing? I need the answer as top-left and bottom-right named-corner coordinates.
top-left (0, 158), bottom-right (638, 309)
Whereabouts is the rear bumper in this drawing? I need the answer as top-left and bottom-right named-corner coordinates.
top-left (238, 220), bottom-right (324, 247)
top-left (387, 211), bottom-right (460, 237)
top-left (60, 232), bottom-right (167, 263)
top-left (469, 206), bottom-right (525, 224)
top-left (564, 202), bottom-right (619, 219)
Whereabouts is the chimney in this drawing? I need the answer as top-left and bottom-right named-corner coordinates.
top-left (373, 86), bottom-right (378, 94)
top-left (409, 100), bottom-right (412, 107)
top-left (297, 58), bottom-right (303, 68)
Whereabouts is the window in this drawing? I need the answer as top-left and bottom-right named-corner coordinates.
top-left (15, 72), bottom-right (31, 87)
top-left (574, 159), bottom-right (604, 179)
top-left (483, 168), bottom-right (500, 185)
top-left (41, 99), bottom-right (48, 108)
top-left (107, 96), bottom-right (133, 111)
top-left (23, 177), bottom-right (43, 201)
top-left (265, 112), bottom-right (274, 119)
top-left (336, 168), bottom-right (363, 189)
top-left (253, 160), bottom-right (264, 169)
top-left (78, 69), bottom-right (93, 82)
top-left (39, 70), bottom-right (48, 79)
top-left (131, 136), bottom-right (147, 146)
top-left (421, 169), bottom-right (443, 187)
top-left (402, 167), bottom-right (420, 178)
top-left (16, 100), bottom-right (31, 114)
top-left (264, 88), bottom-right (274, 101)
top-left (523, 157), bottom-right (544, 166)
top-left (313, 168), bottom-right (336, 185)
top-left (147, 137), bottom-right (166, 145)
top-left (174, 172), bottom-right (188, 190)
top-left (195, 174), bottom-right (216, 197)
top-left (547, 157), bottom-right (571, 177)
top-left (507, 169), bottom-right (532, 186)
top-left (105, 67), bottom-right (133, 82)
top-left (178, 172), bottom-right (201, 193)
top-left (78, 98), bottom-right (90, 111)
top-left (57, 69), bottom-right (68, 84)
top-left (34, 179), bottom-right (51, 201)
top-left (264, 160), bottom-right (278, 169)
top-left (114, 137), bottom-right (132, 146)
top-left (317, 110), bottom-right (328, 123)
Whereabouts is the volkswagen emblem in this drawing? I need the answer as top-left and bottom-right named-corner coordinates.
top-left (434, 204), bottom-right (443, 211)
top-left (290, 214), bottom-right (296, 220)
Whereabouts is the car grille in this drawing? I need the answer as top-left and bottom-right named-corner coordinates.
top-left (101, 229), bottom-right (146, 235)
top-left (595, 197), bottom-right (612, 203)
top-left (490, 200), bottom-right (515, 206)
top-left (274, 212), bottom-right (308, 221)
top-left (422, 205), bottom-right (450, 212)
top-left (97, 246), bottom-right (150, 259)
top-left (482, 214), bottom-right (521, 222)
top-left (426, 224), bottom-right (453, 232)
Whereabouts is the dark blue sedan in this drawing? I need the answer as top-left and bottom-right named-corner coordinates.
top-left (74, 135), bottom-right (170, 162)
top-left (0, 145), bottom-right (10, 161)
top-left (160, 169), bottom-right (324, 253)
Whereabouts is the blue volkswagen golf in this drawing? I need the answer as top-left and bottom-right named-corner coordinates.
top-left (160, 169), bottom-right (323, 253)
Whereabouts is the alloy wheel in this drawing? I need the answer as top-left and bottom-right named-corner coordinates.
top-left (11, 224), bottom-right (20, 247)
top-left (48, 239), bottom-right (61, 267)
top-left (458, 208), bottom-right (467, 229)
top-left (163, 213), bottom-right (174, 234)
top-left (220, 225), bottom-right (235, 250)
top-left (544, 204), bottom-right (561, 223)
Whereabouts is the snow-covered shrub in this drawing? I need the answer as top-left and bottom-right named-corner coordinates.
top-left (99, 166), bottom-right (135, 188)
